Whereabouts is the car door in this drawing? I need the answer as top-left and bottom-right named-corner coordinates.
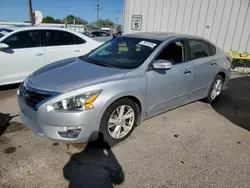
top-left (146, 40), bottom-right (194, 118)
top-left (187, 39), bottom-right (219, 100)
top-left (0, 30), bottom-right (44, 85)
top-left (43, 30), bottom-right (88, 64)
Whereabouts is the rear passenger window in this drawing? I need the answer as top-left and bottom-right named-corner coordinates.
top-left (208, 44), bottom-right (216, 56)
top-left (188, 40), bottom-right (210, 60)
top-left (75, 36), bottom-right (86, 44)
top-left (45, 30), bottom-right (85, 46)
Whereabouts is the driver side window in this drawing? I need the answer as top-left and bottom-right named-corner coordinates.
top-left (4, 30), bottom-right (42, 49)
top-left (156, 41), bottom-right (185, 63)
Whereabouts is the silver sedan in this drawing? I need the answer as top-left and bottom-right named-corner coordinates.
top-left (18, 32), bottom-right (231, 145)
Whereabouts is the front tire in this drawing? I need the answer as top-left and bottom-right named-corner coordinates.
top-left (99, 98), bottom-right (139, 146)
top-left (205, 75), bottom-right (224, 103)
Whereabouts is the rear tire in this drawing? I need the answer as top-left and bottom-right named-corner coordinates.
top-left (99, 98), bottom-right (139, 146)
top-left (205, 75), bottom-right (224, 103)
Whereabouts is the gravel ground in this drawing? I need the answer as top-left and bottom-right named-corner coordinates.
top-left (0, 73), bottom-right (249, 188)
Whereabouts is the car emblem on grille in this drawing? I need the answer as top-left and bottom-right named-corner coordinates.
top-left (23, 92), bottom-right (29, 100)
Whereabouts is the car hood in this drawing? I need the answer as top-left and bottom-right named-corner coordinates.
top-left (27, 57), bottom-right (128, 93)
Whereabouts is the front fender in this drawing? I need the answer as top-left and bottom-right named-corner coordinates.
top-left (95, 76), bottom-right (147, 129)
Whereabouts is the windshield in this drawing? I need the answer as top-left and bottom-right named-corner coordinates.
top-left (0, 28), bottom-right (13, 39)
top-left (83, 37), bottom-right (162, 69)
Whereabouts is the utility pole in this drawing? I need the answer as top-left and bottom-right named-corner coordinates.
top-left (95, 0), bottom-right (101, 23)
top-left (116, 10), bottom-right (120, 25)
top-left (116, 10), bottom-right (120, 32)
top-left (73, 19), bottom-right (76, 31)
top-left (28, 0), bottom-right (34, 25)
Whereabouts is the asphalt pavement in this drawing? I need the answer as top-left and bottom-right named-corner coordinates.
top-left (0, 73), bottom-right (249, 188)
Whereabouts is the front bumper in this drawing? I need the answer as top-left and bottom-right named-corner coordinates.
top-left (18, 96), bottom-right (101, 143)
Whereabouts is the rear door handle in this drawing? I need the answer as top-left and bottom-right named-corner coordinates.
top-left (33, 51), bottom-right (43, 56)
top-left (184, 69), bottom-right (191, 74)
top-left (211, 62), bottom-right (217, 66)
top-left (74, 49), bottom-right (80, 52)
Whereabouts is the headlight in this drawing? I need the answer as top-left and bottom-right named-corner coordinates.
top-left (17, 78), bottom-right (27, 96)
top-left (53, 89), bottom-right (102, 111)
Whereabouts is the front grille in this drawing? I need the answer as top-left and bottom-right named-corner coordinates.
top-left (20, 84), bottom-right (52, 110)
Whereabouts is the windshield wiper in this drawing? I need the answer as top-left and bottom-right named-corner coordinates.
top-left (93, 62), bottom-right (108, 67)
top-left (85, 60), bottom-right (114, 68)
top-left (84, 58), bottom-right (117, 68)
top-left (89, 61), bottom-right (114, 68)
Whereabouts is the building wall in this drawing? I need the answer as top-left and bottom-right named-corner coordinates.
top-left (124, 0), bottom-right (250, 52)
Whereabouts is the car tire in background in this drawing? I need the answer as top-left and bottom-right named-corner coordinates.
top-left (99, 98), bottom-right (139, 146)
top-left (205, 75), bottom-right (224, 103)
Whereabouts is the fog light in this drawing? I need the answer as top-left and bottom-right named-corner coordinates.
top-left (55, 125), bottom-right (83, 138)
top-left (66, 129), bottom-right (81, 138)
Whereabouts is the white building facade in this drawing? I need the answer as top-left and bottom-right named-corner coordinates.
top-left (124, 0), bottom-right (250, 52)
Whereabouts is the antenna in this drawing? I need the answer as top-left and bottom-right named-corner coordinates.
top-left (95, 0), bottom-right (101, 22)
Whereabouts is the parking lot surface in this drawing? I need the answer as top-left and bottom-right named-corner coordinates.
top-left (0, 73), bottom-right (249, 188)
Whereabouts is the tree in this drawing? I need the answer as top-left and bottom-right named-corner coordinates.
top-left (64, 15), bottom-right (88, 25)
top-left (96, 19), bottom-right (114, 28)
top-left (42, 16), bottom-right (61, 23)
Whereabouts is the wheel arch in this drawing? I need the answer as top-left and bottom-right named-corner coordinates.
top-left (205, 71), bottom-right (226, 97)
top-left (98, 94), bottom-right (144, 129)
top-left (115, 95), bottom-right (142, 126)
top-left (217, 71), bottom-right (226, 81)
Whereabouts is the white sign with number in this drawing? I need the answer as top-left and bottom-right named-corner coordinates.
top-left (131, 15), bottom-right (142, 30)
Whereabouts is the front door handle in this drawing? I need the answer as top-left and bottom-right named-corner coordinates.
top-left (184, 69), bottom-right (191, 74)
top-left (211, 62), bottom-right (217, 66)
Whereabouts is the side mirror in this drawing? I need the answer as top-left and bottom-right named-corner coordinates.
top-left (152, 59), bottom-right (172, 70)
top-left (0, 43), bottom-right (9, 50)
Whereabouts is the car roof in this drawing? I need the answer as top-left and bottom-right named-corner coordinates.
top-left (5, 26), bottom-right (76, 32)
top-left (0, 26), bottom-right (84, 38)
top-left (91, 30), bottom-right (109, 33)
top-left (0, 26), bottom-right (102, 44)
top-left (123, 32), bottom-right (203, 41)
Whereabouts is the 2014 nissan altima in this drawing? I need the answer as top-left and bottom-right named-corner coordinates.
top-left (18, 32), bottom-right (231, 145)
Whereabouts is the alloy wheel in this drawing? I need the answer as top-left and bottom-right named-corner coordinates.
top-left (211, 79), bottom-right (223, 100)
top-left (108, 105), bottom-right (135, 139)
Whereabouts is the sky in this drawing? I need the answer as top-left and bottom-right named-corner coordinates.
top-left (0, 0), bottom-right (124, 24)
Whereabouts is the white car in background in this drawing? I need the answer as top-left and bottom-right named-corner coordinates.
top-left (89, 30), bottom-right (114, 42)
top-left (0, 27), bottom-right (102, 86)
